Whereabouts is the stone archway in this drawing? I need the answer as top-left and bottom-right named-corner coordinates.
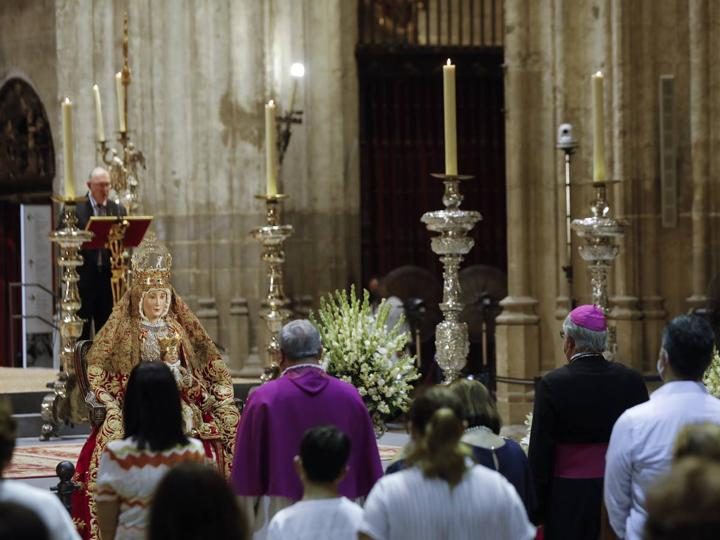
top-left (0, 77), bottom-right (55, 195)
top-left (0, 78), bottom-right (55, 366)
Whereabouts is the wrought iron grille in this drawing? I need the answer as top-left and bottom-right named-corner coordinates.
top-left (359, 0), bottom-right (504, 47)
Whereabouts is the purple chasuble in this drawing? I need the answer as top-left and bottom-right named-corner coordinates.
top-left (230, 367), bottom-right (383, 500)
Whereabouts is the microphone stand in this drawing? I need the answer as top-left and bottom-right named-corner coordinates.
top-left (556, 124), bottom-right (579, 312)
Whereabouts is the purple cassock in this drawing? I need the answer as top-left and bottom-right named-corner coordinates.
top-left (231, 366), bottom-right (383, 500)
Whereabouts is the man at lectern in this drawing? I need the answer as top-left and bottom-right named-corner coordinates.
top-left (75, 167), bottom-right (126, 338)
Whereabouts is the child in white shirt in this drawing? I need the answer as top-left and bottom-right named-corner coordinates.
top-left (267, 426), bottom-right (363, 540)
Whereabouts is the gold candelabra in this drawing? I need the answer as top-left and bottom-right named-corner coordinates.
top-left (41, 196), bottom-right (94, 439)
top-left (251, 194), bottom-right (294, 381)
top-left (421, 173), bottom-right (482, 383)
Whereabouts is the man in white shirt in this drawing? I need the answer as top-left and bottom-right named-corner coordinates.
top-left (604, 314), bottom-right (720, 540)
top-left (0, 403), bottom-right (80, 540)
top-left (267, 426), bottom-right (363, 540)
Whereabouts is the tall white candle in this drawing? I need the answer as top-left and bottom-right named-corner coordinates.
top-left (443, 59), bottom-right (458, 175)
top-left (592, 71), bottom-right (606, 182)
top-left (265, 100), bottom-right (278, 196)
top-left (61, 98), bottom-right (76, 198)
top-left (93, 84), bottom-right (106, 142)
top-left (115, 72), bottom-right (126, 133)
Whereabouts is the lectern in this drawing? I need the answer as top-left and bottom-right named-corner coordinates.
top-left (84, 215), bottom-right (152, 303)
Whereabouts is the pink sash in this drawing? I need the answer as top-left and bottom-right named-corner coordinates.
top-left (553, 442), bottom-right (608, 479)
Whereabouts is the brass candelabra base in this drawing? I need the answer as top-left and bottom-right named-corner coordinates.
top-left (41, 196), bottom-right (94, 439)
top-left (251, 195), bottom-right (294, 381)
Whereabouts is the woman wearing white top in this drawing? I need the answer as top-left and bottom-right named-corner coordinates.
top-left (359, 387), bottom-right (535, 540)
top-left (94, 362), bottom-right (207, 540)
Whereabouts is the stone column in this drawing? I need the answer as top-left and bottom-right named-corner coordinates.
top-left (196, 297), bottom-right (219, 346)
top-left (605, 0), bottom-right (643, 370)
top-left (229, 297), bottom-right (264, 377)
top-left (228, 297), bottom-right (249, 376)
top-left (686, 0), bottom-right (710, 311)
top-left (495, 0), bottom-right (545, 424)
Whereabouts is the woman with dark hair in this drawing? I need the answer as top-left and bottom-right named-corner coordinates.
top-left (95, 362), bottom-right (207, 540)
top-left (148, 463), bottom-right (248, 540)
top-left (359, 387), bottom-right (535, 540)
top-left (449, 378), bottom-right (536, 520)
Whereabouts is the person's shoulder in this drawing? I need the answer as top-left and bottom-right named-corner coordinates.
top-left (326, 376), bottom-right (365, 401)
top-left (104, 437), bottom-right (134, 457)
top-left (185, 437), bottom-right (205, 452)
top-left (467, 464), bottom-right (517, 493)
top-left (613, 397), bottom-right (654, 426)
top-left (1, 479), bottom-right (67, 510)
top-left (539, 364), bottom-right (572, 385)
top-left (608, 360), bottom-right (645, 381)
top-left (501, 437), bottom-right (528, 458)
top-left (244, 380), bottom-right (283, 404)
top-left (338, 496), bottom-right (364, 517)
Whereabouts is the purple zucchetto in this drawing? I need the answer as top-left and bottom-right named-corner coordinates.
top-left (569, 304), bottom-right (607, 332)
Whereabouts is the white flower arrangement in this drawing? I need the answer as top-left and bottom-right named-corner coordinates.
top-left (520, 411), bottom-right (533, 453)
top-left (703, 348), bottom-right (720, 399)
top-left (312, 286), bottom-right (420, 426)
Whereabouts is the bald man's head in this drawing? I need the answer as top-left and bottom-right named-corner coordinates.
top-left (87, 167), bottom-right (111, 204)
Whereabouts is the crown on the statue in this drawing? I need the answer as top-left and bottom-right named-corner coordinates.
top-left (132, 232), bottom-right (172, 289)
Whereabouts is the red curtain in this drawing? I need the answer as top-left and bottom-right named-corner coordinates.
top-left (0, 202), bottom-right (21, 367)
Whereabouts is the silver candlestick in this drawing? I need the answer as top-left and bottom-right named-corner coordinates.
top-left (41, 197), bottom-right (94, 439)
top-left (571, 180), bottom-right (626, 359)
top-left (251, 194), bottom-right (294, 382)
top-left (421, 174), bottom-right (482, 383)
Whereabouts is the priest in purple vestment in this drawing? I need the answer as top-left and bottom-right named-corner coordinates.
top-left (231, 319), bottom-right (383, 537)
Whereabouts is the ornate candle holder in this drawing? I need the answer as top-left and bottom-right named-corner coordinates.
top-left (421, 174), bottom-right (482, 383)
top-left (251, 194), bottom-right (294, 382)
top-left (571, 180), bottom-right (626, 359)
top-left (41, 197), bottom-right (94, 439)
top-left (97, 134), bottom-right (144, 215)
top-left (97, 13), bottom-right (145, 215)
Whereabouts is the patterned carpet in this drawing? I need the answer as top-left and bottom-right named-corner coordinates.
top-left (5, 443), bottom-right (84, 479)
top-left (4, 442), bottom-right (402, 480)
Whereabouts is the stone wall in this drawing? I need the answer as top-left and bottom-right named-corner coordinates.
top-left (497, 0), bottom-right (720, 422)
top-left (0, 0), bottom-right (58, 143)
top-left (43, 0), bottom-right (359, 374)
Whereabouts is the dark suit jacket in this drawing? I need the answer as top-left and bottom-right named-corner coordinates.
top-left (528, 353), bottom-right (649, 521)
top-left (73, 196), bottom-right (127, 272)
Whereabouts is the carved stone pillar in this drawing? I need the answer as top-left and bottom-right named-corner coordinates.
top-left (197, 297), bottom-right (219, 346)
top-left (228, 297), bottom-right (249, 376)
top-left (686, 0), bottom-right (710, 312)
top-left (496, 297), bottom-right (539, 424)
top-left (609, 295), bottom-right (643, 371)
top-left (641, 295), bottom-right (666, 372)
top-left (494, 0), bottom-right (548, 424)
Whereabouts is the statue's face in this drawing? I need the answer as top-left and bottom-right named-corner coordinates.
top-left (142, 289), bottom-right (169, 323)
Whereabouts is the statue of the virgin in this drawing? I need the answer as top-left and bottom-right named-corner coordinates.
top-left (71, 234), bottom-right (239, 540)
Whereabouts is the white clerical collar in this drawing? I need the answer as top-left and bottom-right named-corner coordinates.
top-left (570, 351), bottom-right (602, 363)
top-left (281, 363), bottom-right (325, 376)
